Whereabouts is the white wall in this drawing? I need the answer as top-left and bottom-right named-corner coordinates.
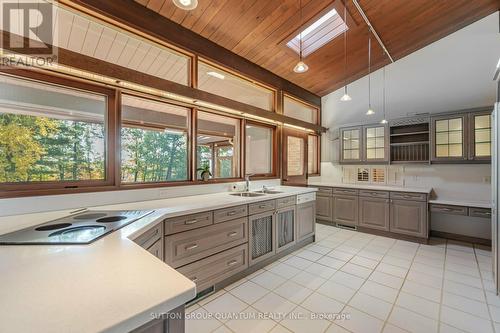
top-left (317, 12), bottom-right (499, 240)
top-left (0, 179), bottom-right (281, 217)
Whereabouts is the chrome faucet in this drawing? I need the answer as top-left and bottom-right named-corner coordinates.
top-left (244, 174), bottom-right (254, 192)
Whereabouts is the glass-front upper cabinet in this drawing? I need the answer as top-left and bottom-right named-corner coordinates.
top-left (470, 112), bottom-right (492, 161)
top-left (364, 125), bottom-right (388, 162)
top-left (340, 127), bottom-right (361, 163)
top-left (431, 114), bottom-right (467, 162)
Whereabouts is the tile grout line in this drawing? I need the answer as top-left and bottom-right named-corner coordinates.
top-left (473, 243), bottom-right (497, 333)
top-left (436, 238), bottom-right (448, 333)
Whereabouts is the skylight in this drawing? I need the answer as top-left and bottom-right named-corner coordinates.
top-left (287, 8), bottom-right (348, 57)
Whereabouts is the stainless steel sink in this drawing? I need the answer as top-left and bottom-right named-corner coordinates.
top-left (253, 190), bottom-right (284, 194)
top-left (230, 192), bottom-right (266, 197)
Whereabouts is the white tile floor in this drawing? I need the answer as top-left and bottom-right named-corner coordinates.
top-left (186, 223), bottom-right (499, 333)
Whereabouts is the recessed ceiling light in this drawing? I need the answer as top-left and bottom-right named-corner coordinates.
top-left (207, 71), bottom-right (225, 80)
top-left (172, 0), bottom-right (198, 10)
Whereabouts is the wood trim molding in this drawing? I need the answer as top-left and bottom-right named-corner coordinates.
top-left (63, 0), bottom-right (321, 107)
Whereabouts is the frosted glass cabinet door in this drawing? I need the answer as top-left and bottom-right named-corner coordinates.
top-left (364, 125), bottom-right (388, 162)
top-left (470, 112), bottom-right (492, 161)
top-left (340, 126), bottom-right (362, 163)
top-left (431, 114), bottom-right (466, 161)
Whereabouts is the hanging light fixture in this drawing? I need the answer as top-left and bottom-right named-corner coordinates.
top-left (366, 27), bottom-right (374, 115)
top-left (380, 59), bottom-right (388, 124)
top-left (293, 0), bottom-right (309, 73)
top-left (340, 1), bottom-right (352, 101)
top-left (173, 0), bottom-right (198, 10)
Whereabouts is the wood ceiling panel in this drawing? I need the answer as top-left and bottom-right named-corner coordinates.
top-left (92, 0), bottom-right (499, 96)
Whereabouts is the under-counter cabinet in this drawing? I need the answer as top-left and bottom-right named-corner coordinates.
top-left (132, 222), bottom-right (164, 261)
top-left (249, 210), bottom-right (275, 265)
top-left (297, 200), bottom-right (316, 241)
top-left (332, 188), bottom-right (359, 227)
top-left (358, 191), bottom-right (390, 231)
top-left (316, 187), bottom-right (333, 222)
top-left (276, 205), bottom-right (296, 253)
top-left (390, 193), bottom-right (428, 238)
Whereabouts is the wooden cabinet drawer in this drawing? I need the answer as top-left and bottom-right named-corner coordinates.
top-left (133, 222), bottom-right (162, 250)
top-left (177, 244), bottom-right (248, 292)
top-left (390, 192), bottom-right (427, 202)
top-left (314, 187), bottom-right (333, 196)
top-left (165, 217), bottom-right (248, 268)
top-left (333, 188), bottom-right (358, 195)
top-left (359, 190), bottom-right (389, 199)
top-left (164, 212), bottom-right (213, 235)
top-left (146, 239), bottom-right (163, 261)
top-left (277, 196), bottom-right (297, 209)
top-left (214, 205), bottom-right (248, 224)
top-left (249, 200), bottom-right (276, 215)
top-left (430, 204), bottom-right (468, 216)
top-left (469, 207), bottom-right (492, 218)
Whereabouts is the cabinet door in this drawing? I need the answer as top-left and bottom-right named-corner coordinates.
top-left (431, 114), bottom-right (467, 162)
top-left (276, 206), bottom-right (296, 253)
top-left (390, 200), bottom-right (428, 238)
top-left (469, 111), bottom-right (492, 161)
top-left (340, 126), bottom-right (362, 163)
top-left (364, 125), bottom-right (389, 163)
top-left (249, 211), bottom-right (275, 266)
top-left (359, 197), bottom-right (390, 231)
top-left (297, 201), bottom-right (316, 241)
top-left (333, 195), bottom-right (359, 226)
top-left (316, 194), bottom-right (333, 222)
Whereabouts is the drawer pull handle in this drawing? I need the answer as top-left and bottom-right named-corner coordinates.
top-left (403, 195), bottom-right (414, 199)
top-left (185, 244), bottom-right (198, 251)
top-left (442, 208), bottom-right (452, 212)
top-left (185, 219), bottom-right (198, 225)
top-left (259, 205), bottom-right (267, 209)
top-left (227, 260), bottom-right (238, 266)
top-left (191, 277), bottom-right (198, 282)
top-left (227, 211), bottom-right (237, 216)
top-left (228, 232), bottom-right (238, 237)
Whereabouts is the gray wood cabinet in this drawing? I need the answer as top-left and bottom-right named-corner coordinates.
top-left (390, 199), bottom-right (428, 238)
top-left (276, 206), bottom-right (296, 253)
top-left (297, 201), bottom-right (316, 241)
top-left (133, 222), bottom-right (164, 261)
top-left (333, 194), bottom-right (358, 226)
top-left (340, 124), bottom-right (389, 164)
top-left (359, 196), bottom-right (390, 231)
top-left (316, 193), bottom-right (333, 222)
top-left (431, 108), bottom-right (492, 163)
top-left (249, 211), bottom-right (275, 266)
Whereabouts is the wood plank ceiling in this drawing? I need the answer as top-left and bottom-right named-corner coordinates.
top-left (135, 0), bottom-right (499, 97)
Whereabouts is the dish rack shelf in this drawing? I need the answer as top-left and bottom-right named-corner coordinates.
top-left (389, 119), bottom-right (430, 164)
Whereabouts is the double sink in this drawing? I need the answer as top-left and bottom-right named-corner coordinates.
top-left (230, 189), bottom-right (283, 197)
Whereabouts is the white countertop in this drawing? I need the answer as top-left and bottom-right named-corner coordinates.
top-left (308, 181), bottom-right (432, 194)
top-left (0, 186), bottom-right (316, 333)
top-left (429, 198), bottom-right (492, 209)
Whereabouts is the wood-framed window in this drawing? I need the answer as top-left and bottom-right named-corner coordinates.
top-left (196, 110), bottom-right (241, 180)
top-left (197, 59), bottom-right (277, 112)
top-left (120, 94), bottom-right (191, 184)
top-left (0, 69), bottom-right (117, 194)
top-left (283, 94), bottom-right (320, 125)
top-left (308, 134), bottom-right (320, 176)
top-left (244, 120), bottom-right (277, 178)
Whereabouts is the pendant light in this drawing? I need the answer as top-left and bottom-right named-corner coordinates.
top-left (293, 0), bottom-right (309, 73)
top-left (340, 1), bottom-right (352, 102)
top-left (173, 0), bottom-right (198, 10)
top-left (380, 65), bottom-right (388, 124)
top-left (366, 27), bottom-right (374, 115)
